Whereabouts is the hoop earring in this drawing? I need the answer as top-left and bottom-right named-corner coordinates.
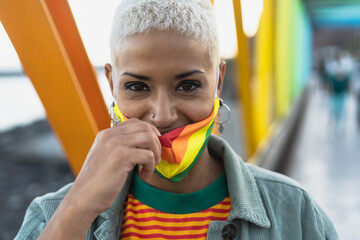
top-left (215, 98), bottom-right (230, 133)
top-left (109, 102), bottom-right (117, 127)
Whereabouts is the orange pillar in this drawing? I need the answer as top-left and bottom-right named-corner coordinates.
top-left (232, 0), bottom-right (256, 157)
top-left (0, 0), bottom-right (108, 174)
top-left (45, 0), bottom-right (109, 131)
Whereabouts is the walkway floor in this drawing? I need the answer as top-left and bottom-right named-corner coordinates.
top-left (286, 86), bottom-right (360, 240)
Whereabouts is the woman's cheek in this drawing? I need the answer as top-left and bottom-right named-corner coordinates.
top-left (118, 102), bottom-right (148, 119)
top-left (178, 100), bottom-right (213, 123)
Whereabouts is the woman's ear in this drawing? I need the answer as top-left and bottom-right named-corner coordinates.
top-left (217, 60), bottom-right (226, 97)
top-left (104, 63), bottom-right (114, 95)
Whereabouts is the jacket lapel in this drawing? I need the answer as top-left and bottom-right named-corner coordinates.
top-left (93, 171), bottom-right (134, 240)
top-left (208, 135), bottom-right (271, 228)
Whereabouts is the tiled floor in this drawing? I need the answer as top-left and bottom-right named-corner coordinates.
top-left (286, 86), bottom-right (360, 240)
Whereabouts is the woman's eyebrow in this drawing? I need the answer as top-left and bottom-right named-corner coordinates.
top-left (120, 70), bottom-right (204, 80)
top-left (121, 72), bottom-right (150, 80)
top-left (174, 70), bottom-right (204, 79)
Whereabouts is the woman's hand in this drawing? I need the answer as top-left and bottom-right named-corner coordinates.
top-left (38, 119), bottom-right (161, 240)
top-left (73, 118), bottom-right (161, 214)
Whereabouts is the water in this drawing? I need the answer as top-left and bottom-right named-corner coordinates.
top-left (0, 69), bottom-right (112, 132)
top-left (0, 75), bottom-right (45, 131)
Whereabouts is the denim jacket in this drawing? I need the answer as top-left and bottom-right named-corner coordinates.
top-left (15, 135), bottom-right (338, 240)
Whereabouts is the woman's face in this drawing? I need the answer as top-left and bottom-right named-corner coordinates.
top-left (106, 31), bottom-right (225, 135)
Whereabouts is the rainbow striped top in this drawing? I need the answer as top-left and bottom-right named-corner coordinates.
top-left (120, 172), bottom-right (231, 240)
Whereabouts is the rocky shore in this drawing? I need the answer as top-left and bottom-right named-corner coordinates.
top-left (0, 119), bottom-right (74, 240)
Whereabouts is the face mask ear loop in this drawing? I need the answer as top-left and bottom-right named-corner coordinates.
top-left (111, 71), bottom-right (118, 105)
top-left (214, 66), bottom-right (220, 98)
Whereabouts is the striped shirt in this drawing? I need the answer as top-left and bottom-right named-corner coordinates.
top-left (120, 172), bottom-right (230, 240)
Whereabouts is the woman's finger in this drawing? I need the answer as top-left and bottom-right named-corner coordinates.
top-left (127, 148), bottom-right (157, 181)
top-left (113, 132), bottom-right (161, 164)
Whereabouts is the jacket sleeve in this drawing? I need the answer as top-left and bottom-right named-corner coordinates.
top-left (314, 201), bottom-right (339, 240)
top-left (300, 192), bottom-right (339, 240)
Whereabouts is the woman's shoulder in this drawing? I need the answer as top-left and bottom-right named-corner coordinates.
top-left (245, 164), bottom-right (319, 213)
top-left (15, 183), bottom-right (74, 240)
top-left (245, 165), bottom-right (338, 239)
top-left (245, 163), bottom-right (314, 205)
top-left (210, 135), bottom-right (310, 199)
top-left (33, 182), bottom-right (73, 207)
top-left (246, 163), bottom-right (306, 191)
top-left (25, 182), bottom-right (74, 220)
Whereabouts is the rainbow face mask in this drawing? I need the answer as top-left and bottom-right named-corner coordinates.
top-left (113, 98), bottom-right (219, 182)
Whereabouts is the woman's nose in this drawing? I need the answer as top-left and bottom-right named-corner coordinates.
top-left (151, 93), bottom-right (177, 128)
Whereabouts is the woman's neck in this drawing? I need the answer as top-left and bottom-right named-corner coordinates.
top-left (143, 147), bottom-right (224, 194)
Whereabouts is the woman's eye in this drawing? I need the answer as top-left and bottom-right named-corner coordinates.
top-left (176, 81), bottom-right (201, 92)
top-left (125, 82), bottom-right (150, 91)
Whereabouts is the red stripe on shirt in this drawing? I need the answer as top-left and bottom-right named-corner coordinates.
top-left (123, 215), bottom-right (228, 223)
top-left (121, 223), bottom-right (210, 231)
top-left (121, 232), bottom-right (208, 239)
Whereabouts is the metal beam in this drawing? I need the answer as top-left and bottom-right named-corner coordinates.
top-left (254, 0), bottom-right (275, 146)
top-left (305, 0), bottom-right (360, 9)
top-left (0, 0), bottom-right (108, 174)
top-left (44, 0), bottom-right (109, 131)
top-left (232, 0), bottom-right (256, 157)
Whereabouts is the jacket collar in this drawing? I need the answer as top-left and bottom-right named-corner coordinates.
top-left (93, 171), bottom-right (134, 240)
top-left (208, 135), bottom-right (271, 228)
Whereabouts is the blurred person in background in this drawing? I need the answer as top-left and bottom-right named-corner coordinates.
top-left (354, 68), bottom-right (360, 130)
top-left (317, 46), bottom-right (339, 96)
top-left (15, 0), bottom-right (338, 239)
top-left (326, 51), bottom-right (352, 134)
top-left (316, 48), bottom-right (332, 94)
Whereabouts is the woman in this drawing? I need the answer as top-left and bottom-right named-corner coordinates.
top-left (16, 0), bottom-right (338, 239)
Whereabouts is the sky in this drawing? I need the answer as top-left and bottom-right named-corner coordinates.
top-left (0, 0), bottom-right (239, 71)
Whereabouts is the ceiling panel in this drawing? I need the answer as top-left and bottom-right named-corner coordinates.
top-left (304, 0), bottom-right (360, 27)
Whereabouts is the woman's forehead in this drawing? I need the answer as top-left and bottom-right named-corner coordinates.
top-left (113, 31), bottom-right (214, 73)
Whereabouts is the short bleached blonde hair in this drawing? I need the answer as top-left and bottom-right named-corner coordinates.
top-left (110, 0), bottom-right (219, 67)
